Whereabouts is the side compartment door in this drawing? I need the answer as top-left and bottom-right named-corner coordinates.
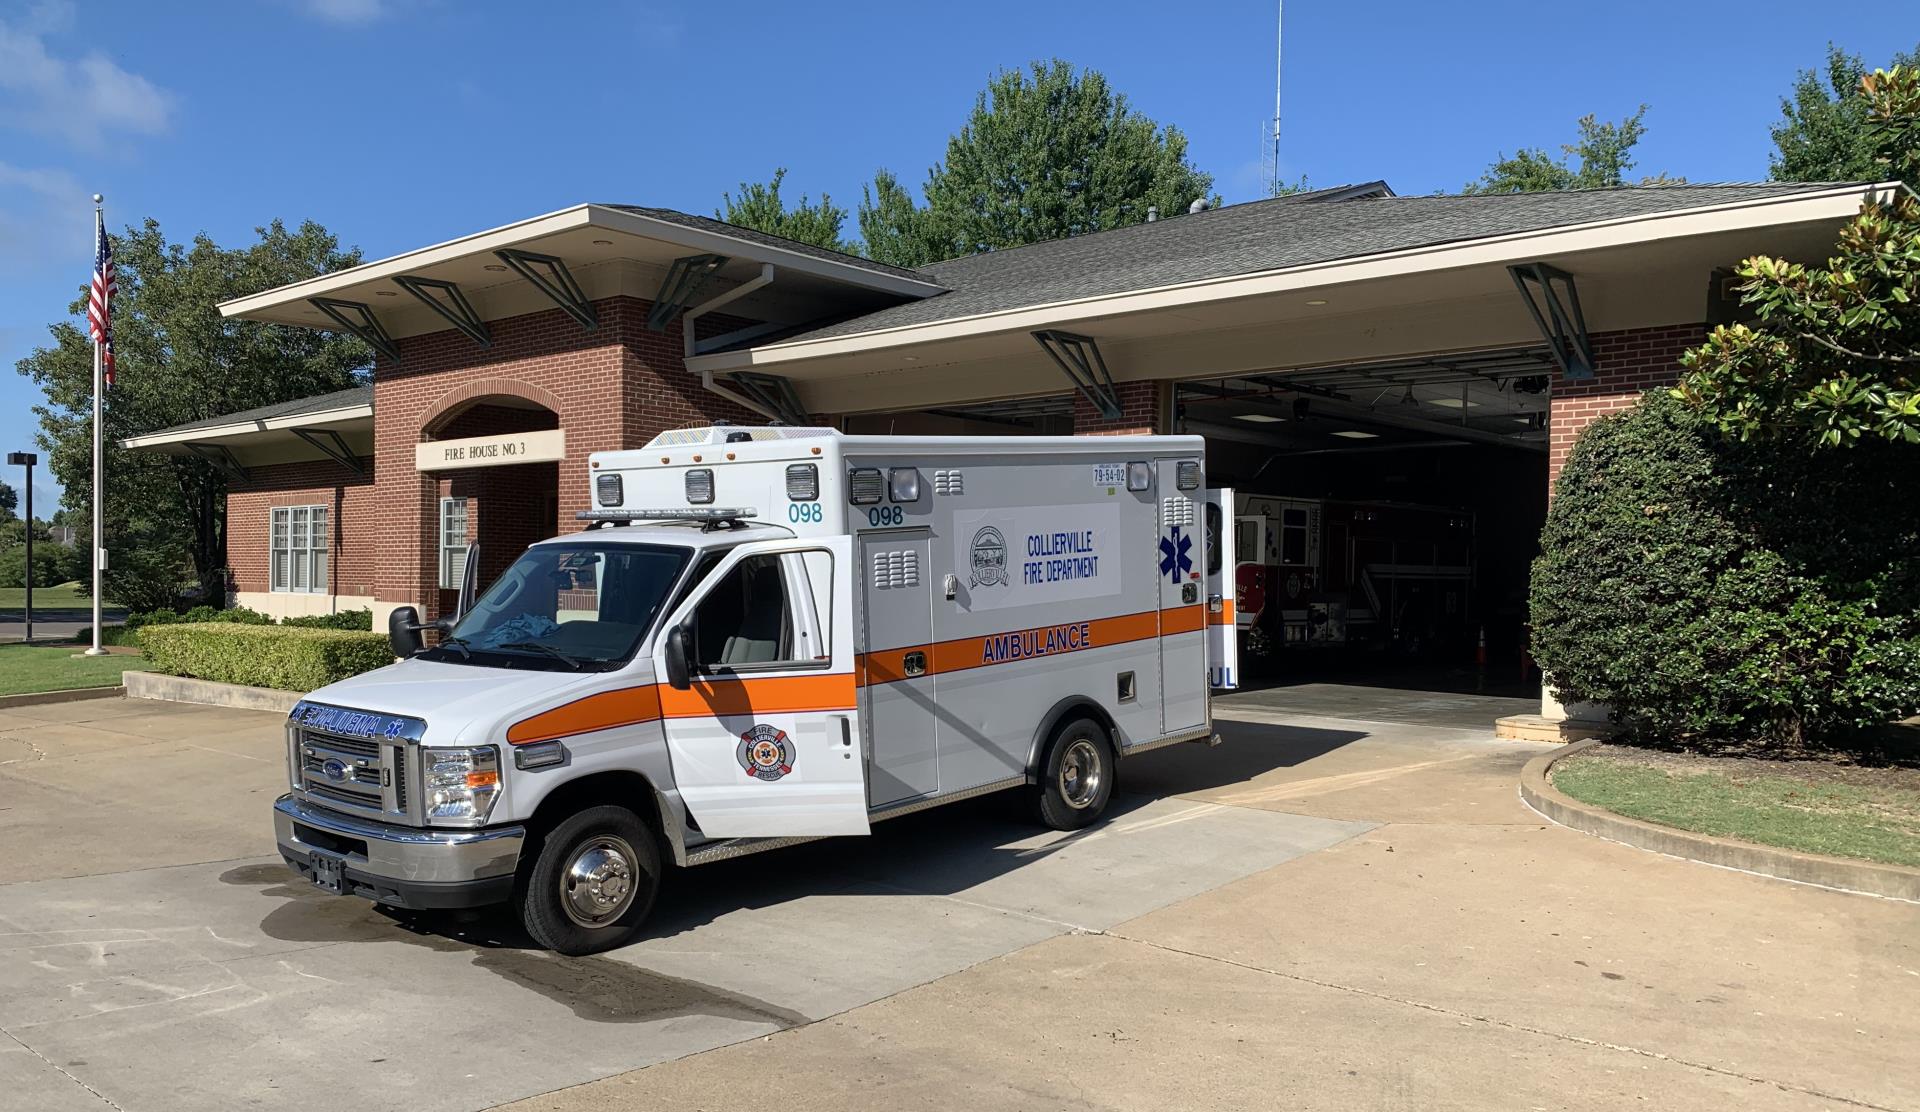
top-left (1204, 487), bottom-right (1240, 691)
top-left (651, 536), bottom-right (867, 838)
top-left (858, 529), bottom-right (939, 806)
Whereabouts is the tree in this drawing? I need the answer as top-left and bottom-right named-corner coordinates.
top-left (0, 481), bottom-right (15, 524)
top-left (15, 219), bottom-right (369, 609)
top-left (856, 60), bottom-right (1214, 267)
top-left (1464, 107), bottom-right (1681, 193)
top-left (1677, 67), bottom-right (1920, 447)
top-left (1772, 43), bottom-right (1919, 182)
top-left (1531, 391), bottom-right (1920, 748)
top-left (717, 168), bottom-right (854, 252)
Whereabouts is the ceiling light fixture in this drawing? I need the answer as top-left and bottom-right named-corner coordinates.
top-left (1427, 397), bottom-right (1482, 409)
top-left (1306, 299), bottom-right (1328, 306)
top-left (1235, 413), bottom-right (1285, 423)
top-left (374, 290), bottom-right (397, 296)
top-left (1330, 429), bottom-right (1379, 439)
top-left (484, 264), bottom-right (508, 272)
top-left (591, 239), bottom-right (613, 246)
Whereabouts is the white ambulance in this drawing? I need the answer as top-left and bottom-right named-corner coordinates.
top-left (274, 426), bottom-right (1237, 953)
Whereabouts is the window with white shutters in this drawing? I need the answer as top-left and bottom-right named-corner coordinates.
top-left (270, 505), bottom-right (329, 593)
top-left (440, 497), bottom-right (470, 590)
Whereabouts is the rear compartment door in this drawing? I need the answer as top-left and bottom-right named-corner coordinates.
top-left (651, 536), bottom-right (868, 838)
top-left (1156, 458), bottom-right (1208, 733)
top-left (1205, 488), bottom-right (1240, 690)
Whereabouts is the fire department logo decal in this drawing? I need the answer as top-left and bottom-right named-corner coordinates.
top-left (969, 526), bottom-right (1008, 588)
top-left (737, 724), bottom-right (795, 782)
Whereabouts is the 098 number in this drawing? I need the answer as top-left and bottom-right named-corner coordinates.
top-left (866, 505), bottom-right (905, 527)
top-left (788, 502), bottom-right (823, 523)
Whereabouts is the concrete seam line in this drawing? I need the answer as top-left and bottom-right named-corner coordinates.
top-left (1521, 741), bottom-right (1920, 905)
top-left (1098, 931), bottom-right (1904, 1112)
top-left (2, 1025), bottom-right (124, 1110)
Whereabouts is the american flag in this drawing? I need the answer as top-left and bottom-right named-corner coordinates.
top-left (88, 217), bottom-right (116, 387)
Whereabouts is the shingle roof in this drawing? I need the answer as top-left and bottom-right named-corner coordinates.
top-left (781, 182), bottom-right (1853, 343)
top-left (600, 205), bottom-right (941, 286)
top-left (141, 385), bottom-right (372, 438)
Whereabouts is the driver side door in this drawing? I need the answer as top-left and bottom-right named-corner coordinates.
top-left (651, 536), bottom-right (867, 838)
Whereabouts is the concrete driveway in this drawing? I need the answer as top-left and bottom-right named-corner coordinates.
top-left (1, 690), bottom-right (1915, 1112)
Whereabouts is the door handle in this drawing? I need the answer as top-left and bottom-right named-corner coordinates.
top-left (1207, 592), bottom-right (1224, 613)
top-left (903, 651), bottom-right (927, 677)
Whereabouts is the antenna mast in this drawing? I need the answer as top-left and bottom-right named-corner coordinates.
top-left (1262, 0), bottom-right (1283, 196)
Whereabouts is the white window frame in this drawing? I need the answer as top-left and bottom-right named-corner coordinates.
top-left (439, 497), bottom-right (470, 590)
top-left (270, 504), bottom-right (329, 594)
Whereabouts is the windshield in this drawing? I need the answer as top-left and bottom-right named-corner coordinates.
top-left (425, 541), bottom-right (691, 671)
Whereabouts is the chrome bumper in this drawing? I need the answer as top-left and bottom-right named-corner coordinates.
top-left (273, 794), bottom-right (525, 886)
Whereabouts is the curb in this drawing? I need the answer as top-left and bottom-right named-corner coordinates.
top-left (0, 685), bottom-right (125, 710)
top-left (1521, 739), bottom-right (1920, 903)
top-left (123, 670), bottom-right (302, 714)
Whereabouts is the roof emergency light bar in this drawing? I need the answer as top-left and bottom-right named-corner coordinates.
top-left (575, 507), bottom-right (758, 523)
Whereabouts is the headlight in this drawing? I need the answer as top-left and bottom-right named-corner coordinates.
top-left (424, 745), bottom-right (500, 825)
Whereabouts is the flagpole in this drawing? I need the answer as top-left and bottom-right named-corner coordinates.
top-left (85, 194), bottom-right (105, 657)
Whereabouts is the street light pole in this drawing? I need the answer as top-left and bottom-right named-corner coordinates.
top-left (7, 452), bottom-right (36, 644)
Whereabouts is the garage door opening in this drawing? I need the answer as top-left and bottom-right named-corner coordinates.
top-left (1178, 346), bottom-right (1552, 700)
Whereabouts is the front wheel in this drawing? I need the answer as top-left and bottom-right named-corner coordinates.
top-left (1032, 717), bottom-right (1115, 831)
top-left (516, 805), bottom-right (661, 955)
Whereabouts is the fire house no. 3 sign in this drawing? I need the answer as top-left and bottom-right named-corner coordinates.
top-left (952, 503), bottom-right (1121, 611)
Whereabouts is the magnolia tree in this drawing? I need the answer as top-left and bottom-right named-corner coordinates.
top-left (1676, 67), bottom-right (1920, 446)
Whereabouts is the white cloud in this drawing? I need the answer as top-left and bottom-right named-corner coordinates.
top-left (304, 0), bottom-right (390, 25)
top-left (0, 2), bottom-right (176, 148)
top-left (0, 160), bottom-right (92, 276)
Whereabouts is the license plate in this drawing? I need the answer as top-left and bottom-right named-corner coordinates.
top-left (308, 851), bottom-right (345, 895)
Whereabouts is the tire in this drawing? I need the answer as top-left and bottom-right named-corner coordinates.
top-left (1031, 716), bottom-right (1115, 831)
top-left (516, 804), bottom-right (661, 955)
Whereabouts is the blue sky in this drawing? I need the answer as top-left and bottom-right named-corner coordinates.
top-left (0, 0), bottom-right (1911, 510)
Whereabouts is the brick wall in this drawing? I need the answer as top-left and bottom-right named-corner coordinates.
top-left (1073, 381), bottom-right (1165, 435)
top-left (1549, 323), bottom-right (1706, 485)
top-left (370, 295), bottom-right (748, 620)
top-left (227, 458), bottom-right (378, 599)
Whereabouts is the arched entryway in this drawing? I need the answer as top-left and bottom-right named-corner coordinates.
top-left (416, 384), bottom-right (565, 619)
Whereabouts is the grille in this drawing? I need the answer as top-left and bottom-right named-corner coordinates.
top-left (1162, 497), bottom-right (1195, 528)
top-left (933, 469), bottom-right (965, 496)
top-left (295, 727), bottom-right (396, 818)
top-left (871, 549), bottom-right (919, 589)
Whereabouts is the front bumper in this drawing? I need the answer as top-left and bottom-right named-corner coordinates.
top-left (273, 794), bottom-right (525, 910)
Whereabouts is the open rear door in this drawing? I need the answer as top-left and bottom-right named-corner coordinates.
top-left (1205, 488), bottom-right (1240, 690)
top-left (651, 535), bottom-right (868, 838)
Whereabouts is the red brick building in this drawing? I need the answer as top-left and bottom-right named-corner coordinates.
top-left (125, 182), bottom-right (1883, 663)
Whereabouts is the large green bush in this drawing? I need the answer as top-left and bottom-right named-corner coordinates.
top-left (0, 544), bottom-right (67, 589)
top-left (279, 609), bottom-right (374, 630)
top-left (1531, 391), bottom-right (1920, 747)
top-left (139, 624), bottom-right (394, 691)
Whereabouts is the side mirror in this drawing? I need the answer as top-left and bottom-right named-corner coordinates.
top-left (663, 624), bottom-right (692, 691)
top-left (388, 606), bottom-right (426, 658)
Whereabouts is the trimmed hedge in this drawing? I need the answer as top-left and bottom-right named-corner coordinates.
top-left (139, 623), bottom-right (394, 691)
top-left (1531, 391), bottom-right (1920, 748)
top-left (280, 609), bottom-right (374, 630)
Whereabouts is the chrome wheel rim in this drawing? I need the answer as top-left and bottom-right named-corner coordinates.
top-left (560, 835), bottom-right (640, 928)
top-left (1058, 738), bottom-right (1104, 810)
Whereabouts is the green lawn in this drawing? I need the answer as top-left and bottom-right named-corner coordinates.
top-left (0, 643), bottom-right (151, 696)
top-left (1553, 754), bottom-right (1920, 868)
top-left (0, 582), bottom-right (116, 611)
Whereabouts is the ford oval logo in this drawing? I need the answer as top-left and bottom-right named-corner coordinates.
top-left (321, 758), bottom-right (349, 783)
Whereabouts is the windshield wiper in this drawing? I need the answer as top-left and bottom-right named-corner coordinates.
top-left (495, 640), bottom-right (583, 670)
top-left (438, 636), bottom-right (473, 660)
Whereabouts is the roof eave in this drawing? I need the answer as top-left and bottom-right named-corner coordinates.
top-left (691, 181), bottom-right (1893, 373)
top-left (119, 403), bottom-right (374, 450)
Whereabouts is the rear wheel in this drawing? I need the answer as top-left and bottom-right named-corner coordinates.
top-left (1032, 717), bottom-right (1115, 830)
top-left (517, 805), bottom-right (661, 955)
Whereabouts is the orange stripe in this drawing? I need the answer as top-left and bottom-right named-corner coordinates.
top-left (506, 672), bottom-right (857, 744)
top-left (1160, 603), bottom-right (1205, 635)
top-left (658, 672), bottom-right (857, 719)
top-left (507, 684), bottom-right (661, 745)
top-left (1208, 598), bottom-right (1236, 626)
top-left (858, 606), bottom-right (1187, 686)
